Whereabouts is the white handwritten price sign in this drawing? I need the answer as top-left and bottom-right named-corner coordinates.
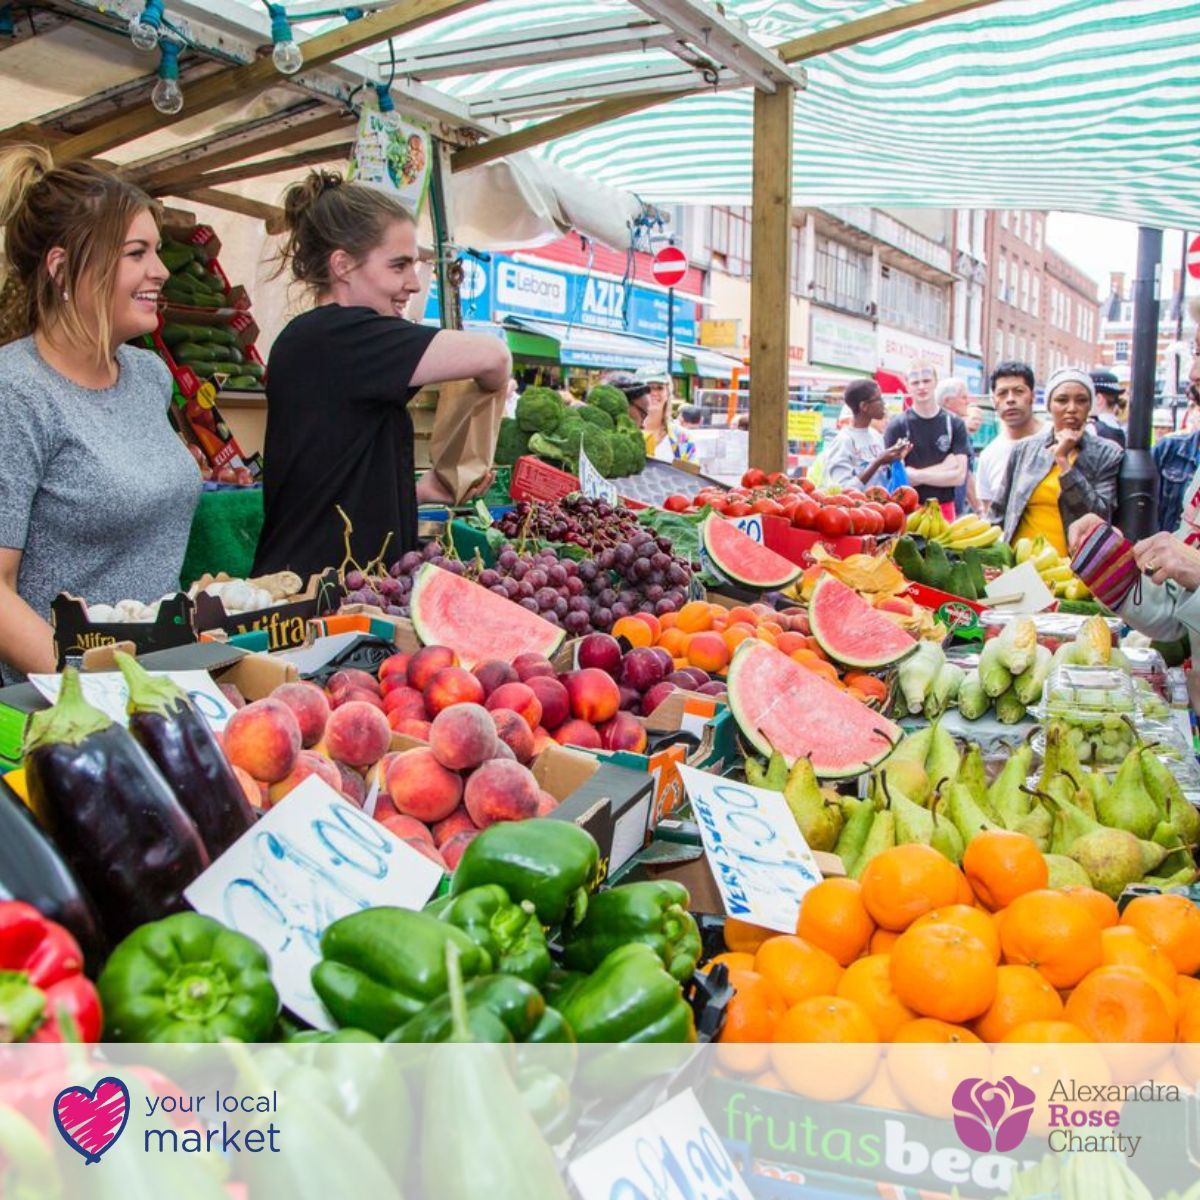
top-left (678, 764), bottom-right (822, 933)
top-left (185, 777), bottom-right (442, 1027)
top-left (579, 444), bottom-right (620, 504)
top-left (731, 516), bottom-right (763, 544)
top-left (30, 670), bottom-right (239, 731)
top-left (569, 1090), bottom-right (753, 1200)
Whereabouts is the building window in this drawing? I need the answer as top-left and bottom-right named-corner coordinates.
top-left (994, 327), bottom-right (1004, 367)
top-left (708, 206), bottom-right (751, 277)
top-left (1022, 212), bottom-right (1032, 243)
top-left (789, 224), bottom-right (804, 298)
top-left (1001, 210), bottom-right (1009, 230)
top-left (1034, 216), bottom-right (1043, 251)
top-left (812, 235), bottom-right (870, 312)
top-left (1031, 275), bottom-right (1040, 318)
top-left (879, 265), bottom-right (948, 339)
top-left (1028, 335), bottom-right (1037, 368)
top-left (1115, 340), bottom-right (1130, 363)
top-left (1008, 260), bottom-right (1018, 307)
top-left (1020, 267), bottom-right (1030, 313)
top-left (997, 252), bottom-right (1007, 299)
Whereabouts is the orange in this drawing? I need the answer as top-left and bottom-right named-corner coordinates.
top-left (659, 611), bottom-right (678, 630)
top-left (962, 830), bottom-right (1049, 910)
top-left (1120, 894), bottom-right (1200, 975)
top-left (1178, 975), bottom-right (1200, 1003)
top-left (870, 928), bottom-right (900, 955)
top-left (1100, 926), bottom-right (1179, 991)
top-left (859, 844), bottom-right (966, 931)
top-left (611, 616), bottom-right (652, 648)
top-left (760, 621), bottom-right (784, 639)
top-left (703, 951), bottom-right (755, 974)
top-left (795, 878), bottom-right (876, 966)
top-left (754, 935), bottom-right (844, 1006)
top-left (687, 632), bottom-right (730, 673)
top-left (657, 628), bottom-right (690, 658)
top-left (910, 905), bottom-right (1001, 963)
top-left (676, 600), bottom-right (714, 634)
top-left (1001, 1020), bottom-right (1096, 1043)
top-left (999, 890), bottom-right (1103, 989)
top-left (1059, 885), bottom-right (1120, 929)
top-left (1064, 965), bottom-right (1176, 1043)
top-left (1179, 986), bottom-right (1200, 1041)
top-left (957, 872), bottom-right (978, 906)
top-left (842, 673), bottom-right (888, 703)
top-left (855, 1066), bottom-right (906, 1110)
top-left (890, 923), bottom-right (998, 1023)
top-left (836, 954), bottom-right (916, 1040)
top-left (717, 968), bottom-right (788, 1074)
top-left (888, 1019), bottom-right (992, 1117)
top-left (724, 917), bottom-right (774, 954)
top-left (970, 964), bottom-right (1064, 1043)
top-left (771, 997), bottom-right (880, 1101)
top-left (893, 1018), bottom-right (983, 1044)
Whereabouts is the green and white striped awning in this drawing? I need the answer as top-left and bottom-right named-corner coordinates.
top-left (382, 0), bottom-right (1200, 227)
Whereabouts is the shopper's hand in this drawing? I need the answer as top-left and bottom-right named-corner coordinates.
top-left (415, 472), bottom-right (456, 505)
top-left (1052, 427), bottom-right (1083, 470)
top-left (879, 440), bottom-right (910, 465)
top-left (1133, 531), bottom-right (1200, 590)
top-left (1067, 514), bottom-right (1106, 555)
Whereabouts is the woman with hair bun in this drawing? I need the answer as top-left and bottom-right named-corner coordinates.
top-left (0, 146), bottom-right (199, 680)
top-left (251, 171), bottom-right (512, 580)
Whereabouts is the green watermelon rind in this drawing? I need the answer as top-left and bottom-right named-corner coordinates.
top-left (701, 513), bottom-right (801, 591)
top-left (409, 562), bottom-right (565, 667)
top-left (808, 575), bottom-right (918, 670)
top-left (726, 639), bottom-right (899, 780)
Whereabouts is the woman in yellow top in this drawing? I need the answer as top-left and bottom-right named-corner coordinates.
top-left (988, 368), bottom-right (1123, 556)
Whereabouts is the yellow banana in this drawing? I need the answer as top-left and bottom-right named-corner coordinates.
top-left (947, 524), bottom-right (1002, 549)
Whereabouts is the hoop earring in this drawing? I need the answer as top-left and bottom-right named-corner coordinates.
top-left (60, 289), bottom-right (69, 302)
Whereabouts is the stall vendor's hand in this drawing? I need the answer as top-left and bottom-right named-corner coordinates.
top-left (1133, 531), bottom-right (1200, 590)
top-left (1068, 513), bottom-right (1108, 555)
top-left (461, 470), bottom-right (496, 502)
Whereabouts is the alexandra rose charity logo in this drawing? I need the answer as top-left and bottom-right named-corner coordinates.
top-left (952, 1077), bottom-right (1036, 1154)
top-left (53, 1076), bottom-right (131, 1165)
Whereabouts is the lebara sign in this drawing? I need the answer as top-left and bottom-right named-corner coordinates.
top-left (495, 260), bottom-right (568, 316)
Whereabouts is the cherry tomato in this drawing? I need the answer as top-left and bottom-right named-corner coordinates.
top-left (742, 469), bottom-right (767, 489)
top-left (707, 497), bottom-right (729, 514)
top-left (816, 506), bottom-right (851, 538)
top-left (792, 498), bottom-right (819, 529)
top-left (663, 494), bottom-right (690, 513)
top-left (880, 502), bottom-right (906, 533)
top-left (751, 498), bottom-right (783, 516)
top-left (891, 486), bottom-right (920, 514)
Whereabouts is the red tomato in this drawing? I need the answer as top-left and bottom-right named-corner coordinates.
top-left (799, 478), bottom-right (817, 494)
top-left (824, 494), bottom-right (852, 508)
top-left (865, 486), bottom-right (891, 505)
top-left (751, 498), bottom-right (783, 516)
top-left (809, 490), bottom-right (827, 505)
top-left (844, 490), bottom-right (866, 505)
top-left (766, 471), bottom-right (788, 486)
top-left (725, 501), bottom-right (754, 517)
top-left (792, 498), bottom-right (819, 529)
top-left (742, 469), bottom-right (767, 489)
top-left (778, 498), bottom-right (799, 521)
top-left (880, 502), bottom-right (906, 533)
top-left (864, 510), bottom-right (885, 535)
top-left (815, 506), bottom-right (851, 537)
top-left (707, 497), bottom-right (729, 514)
top-left (891, 486), bottom-right (920, 514)
top-left (662, 494), bottom-right (690, 513)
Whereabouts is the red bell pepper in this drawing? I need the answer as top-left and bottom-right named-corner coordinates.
top-left (0, 902), bottom-right (101, 1043)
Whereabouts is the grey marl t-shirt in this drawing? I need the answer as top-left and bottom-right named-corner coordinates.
top-left (0, 338), bottom-right (200, 680)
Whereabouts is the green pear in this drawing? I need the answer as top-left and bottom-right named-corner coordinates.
top-left (744, 756), bottom-right (768, 788)
top-left (850, 810), bottom-right (896, 880)
top-left (1150, 821), bottom-right (1194, 879)
top-left (1012, 802), bottom-right (1053, 852)
top-left (1045, 778), bottom-right (1095, 855)
top-left (1037, 723), bottom-right (1084, 794)
top-left (930, 796), bottom-right (966, 865)
top-left (1062, 773), bottom-right (1096, 820)
top-left (1044, 853), bottom-right (1092, 889)
top-left (1148, 864), bottom-right (1199, 889)
top-left (783, 757), bottom-right (844, 852)
top-left (1097, 748), bottom-right (1161, 840)
top-left (988, 744), bottom-right (1033, 828)
top-left (765, 751), bottom-right (789, 791)
top-left (887, 725), bottom-right (933, 770)
top-left (890, 787), bottom-right (935, 846)
top-left (834, 798), bottom-right (875, 876)
top-left (958, 745), bottom-right (990, 809)
top-left (1140, 748), bottom-right (1200, 845)
top-left (1081, 769), bottom-right (1112, 813)
top-left (1067, 828), bottom-right (1157, 899)
top-left (947, 781), bottom-right (1001, 845)
top-left (925, 721), bottom-right (961, 794)
top-left (881, 757), bottom-right (931, 807)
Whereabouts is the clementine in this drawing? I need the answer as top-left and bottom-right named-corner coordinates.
top-left (859, 844), bottom-right (965, 931)
top-left (754, 935), bottom-right (844, 1006)
top-left (836, 954), bottom-right (916, 1041)
top-left (999, 889), bottom-right (1103, 989)
top-left (970, 964), bottom-right (1064, 1043)
top-left (1120, 894), bottom-right (1200, 975)
top-left (890, 923), bottom-right (998, 1023)
top-left (962, 830), bottom-right (1049, 910)
top-left (795, 878), bottom-right (876, 966)
top-left (1063, 965), bottom-right (1176, 1043)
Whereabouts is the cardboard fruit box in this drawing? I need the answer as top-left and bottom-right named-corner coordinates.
top-left (762, 514), bottom-right (876, 567)
top-left (52, 592), bottom-right (195, 671)
top-left (194, 570), bottom-right (342, 653)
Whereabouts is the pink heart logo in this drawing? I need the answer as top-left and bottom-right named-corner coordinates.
top-left (53, 1077), bottom-right (130, 1165)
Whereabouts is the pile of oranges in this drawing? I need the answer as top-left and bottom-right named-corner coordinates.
top-left (610, 601), bottom-right (888, 705)
top-left (709, 833), bottom-right (1200, 1108)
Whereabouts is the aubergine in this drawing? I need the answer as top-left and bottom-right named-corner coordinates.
top-left (23, 669), bottom-right (209, 945)
top-left (0, 778), bottom-right (105, 972)
top-left (115, 651), bottom-right (253, 857)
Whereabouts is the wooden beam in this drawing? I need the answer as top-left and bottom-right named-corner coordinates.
top-left (172, 186), bottom-right (283, 225)
top-left (163, 141), bottom-right (355, 193)
top-left (52, 0), bottom-right (481, 162)
top-left (747, 84), bottom-right (793, 477)
top-left (777, 0), bottom-right (1000, 61)
top-left (452, 88), bottom-right (693, 173)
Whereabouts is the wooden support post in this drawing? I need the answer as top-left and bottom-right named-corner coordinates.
top-left (748, 84), bottom-right (793, 476)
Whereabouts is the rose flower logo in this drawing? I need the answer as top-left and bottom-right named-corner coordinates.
top-left (951, 1076), bottom-right (1036, 1153)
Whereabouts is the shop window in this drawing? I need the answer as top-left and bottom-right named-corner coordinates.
top-left (879, 266), bottom-right (947, 339)
top-left (1115, 340), bottom-right (1130, 363)
top-left (709, 207), bottom-right (751, 277)
top-left (813, 235), bottom-right (870, 312)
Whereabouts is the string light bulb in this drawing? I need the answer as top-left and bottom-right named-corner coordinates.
top-left (374, 82), bottom-right (400, 129)
top-left (129, 0), bottom-right (163, 50)
top-left (151, 41), bottom-right (184, 114)
top-left (268, 4), bottom-right (303, 74)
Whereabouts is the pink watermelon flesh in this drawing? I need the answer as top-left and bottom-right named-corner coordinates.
top-left (808, 576), bottom-right (917, 669)
top-left (727, 640), bottom-right (899, 779)
top-left (410, 563), bottom-right (565, 669)
top-left (702, 513), bottom-right (800, 591)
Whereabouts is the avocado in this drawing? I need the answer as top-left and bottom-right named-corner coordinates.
top-left (962, 547), bottom-right (987, 597)
top-left (923, 541), bottom-right (952, 591)
top-left (947, 561), bottom-right (977, 601)
top-left (892, 537), bottom-right (926, 587)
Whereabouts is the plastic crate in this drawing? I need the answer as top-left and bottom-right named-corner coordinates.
top-left (509, 455), bottom-right (579, 502)
top-left (761, 515), bottom-right (876, 567)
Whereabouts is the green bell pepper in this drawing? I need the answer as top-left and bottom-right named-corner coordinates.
top-left (387, 974), bottom-right (544, 1044)
top-left (558, 943), bottom-right (696, 1044)
top-left (97, 912), bottom-right (279, 1042)
top-left (312, 908), bottom-right (488, 1038)
top-left (450, 818), bottom-right (600, 926)
top-left (427, 884), bottom-right (552, 985)
top-left (561, 881), bottom-right (701, 982)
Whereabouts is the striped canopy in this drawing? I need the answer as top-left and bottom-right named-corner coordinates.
top-left (384, 0), bottom-right (1200, 227)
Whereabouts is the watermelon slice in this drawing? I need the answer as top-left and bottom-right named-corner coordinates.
top-left (701, 513), bottom-right (801, 591)
top-left (808, 576), bottom-right (917, 669)
top-left (409, 563), bottom-right (565, 668)
top-left (727, 640), bottom-right (899, 779)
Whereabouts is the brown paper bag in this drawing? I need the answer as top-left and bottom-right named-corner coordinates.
top-left (427, 378), bottom-right (506, 504)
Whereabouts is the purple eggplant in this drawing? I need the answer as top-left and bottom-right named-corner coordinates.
top-left (115, 651), bottom-right (254, 858)
top-left (24, 668), bottom-right (209, 945)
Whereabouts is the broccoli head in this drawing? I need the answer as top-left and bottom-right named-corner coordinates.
top-left (611, 427), bottom-right (646, 477)
top-left (529, 420), bottom-right (614, 478)
top-left (515, 386), bottom-right (565, 434)
top-left (614, 413), bottom-right (639, 433)
top-left (493, 417), bottom-right (530, 465)
top-left (585, 384), bottom-right (628, 423)
top-left (577, 404), bottom-right (615, 432)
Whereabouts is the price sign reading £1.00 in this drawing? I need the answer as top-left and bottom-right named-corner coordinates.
top-left (569, 1090), bottom-right (754, 1200)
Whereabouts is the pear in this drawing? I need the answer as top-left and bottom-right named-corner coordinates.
top-left (958, 745), bottom-right (990, 810)
top-left (1140, 748), bottom-right (1200, 843)
top-left (1037, 723), bottom-right (1084, 794)
top-left (888, 725), bottom-right (933, 770)
top-left (1067, 828), bottom-right (1166, 899)
top-left (1044, 778), bottom-right (1097, 855)
top-left (947, 781), bottom-right (1000, 845)
top-left (744, 756), bottom-right (768, 788)
top-left (1081, 769), bottom-right (1112, 813)
top-left (1149, 864), bottom-right (1199, 889)
top-left (881, 758), bottom-right (931, 807)
top-left (1097, 748), bottom-right (1161, 840)
top-left (1150, 820), bottom-right (1194, 879)
top-left (988, 744), bottom-right (1033, 828)
top-left (1012, 801), bottom-right (1053, 852)
top-left (765, 751), bottom-right (789, 791)
top-left (850, 810), bottom-right (896, 880)
top-left (834, 798), bottom-right (875, 876)
top-left (925, 721), bottom-right (961, 793)
top-left (1167, 790), bottom-right (1200, 848)
top-left (930, 796), bottom-right (965, 865)
top-left (890, 786), bottom-right (935, 846)
top-left (783, 757), bottom-right (844, 851)
top-left (1062, 772), bottom-right (1096, 820)
top-left (1044, 853), bottom-right (1092, 889)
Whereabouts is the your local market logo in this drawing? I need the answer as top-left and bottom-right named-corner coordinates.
top-left (952, 1077), bottom-right (1035, 1154)
top-left (53, 1076), bottom-right (130, 1165)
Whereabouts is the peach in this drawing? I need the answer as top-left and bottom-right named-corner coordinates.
top-left (377, 653), bottom-right (410, 685)
top-left (512, 653), bottom-right (556, 682)
top-left (232, 764), bottom-right (266, 809)
top-left (386, 748), bottom-right (462, 823)
top-left (599, 712), bottom-right (648, 754)
top-left (428, 703), bottom-right (497, 771)
top-left (433, 806), bottom-right (478, 847)
top-left (525, 676), bottom-right (569, 731)
top-left (404, 837), bottom-right (447, 870)
top-left (565, 668), bottom-right (620, 724)
top-left (377, 811), bottom-right (433, 843)
top-left (463, 759), bottom-right (539, 828)
top-left (407, 645), bottom-right (458, 692)
top-left (335, 760), bottom-right (366, 806)
top-left (224, 698), bottom-right (302, 783)
top-left (536, 789), bottom-right (559, 815)
top-left (392, 718), bottom-right (432, 742)
top-left (553, 719), bottom-right (602, 750)
top-left (531, 726), bottom-right (551, 757)
top-left (493, 741), bottom-right (516, 760)
top-left (325, 701), bottom-right (392, 767)
top-left (267, 749), bottom-right (343, 806)
top-left (384, 686), bottom-right (426, 717)
top-left (423, 667), bottom-right (485, 717)
top-left (335, 687), bottom-right (385, 712)
top-left (271, 681), bottom-right (331, 748)
top-left (387, 704), bottom-right (429, 732)
top-left (441, 830), bottom-right (478, 871)
top-left (366, 752), bottom-right (402, 803)
top-left (473, 660), bottom-right (518, 699)
top-left (485, 682), bottom-right (542, 731)
top-left (327, 668), bottom-right (380, 699)
top-left (490, 708), bottom-right (535, 763)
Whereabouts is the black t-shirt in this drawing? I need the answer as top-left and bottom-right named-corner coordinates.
top-left (884, 408), bottom-right (971, 505)
top-left (253, 305), bottom-right (439, 581)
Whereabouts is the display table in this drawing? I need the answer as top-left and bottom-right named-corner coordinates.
top-left (180, 486), bottom-right (265, 587)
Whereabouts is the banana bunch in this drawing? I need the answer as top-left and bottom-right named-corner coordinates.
top-left (937, 512), bottom-right (1002, 549)
top-left (904, 499), bottom-right (948, 540)
top-left (1014, 534), bottom-right (1091, 600)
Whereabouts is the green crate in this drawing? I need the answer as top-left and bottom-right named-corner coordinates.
top-left (448, 518), bottom-right (498, 567)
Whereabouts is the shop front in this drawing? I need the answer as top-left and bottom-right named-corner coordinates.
top-left (954, 351), bottom-right (987, 395)
top-left (877, 323), bottom-right (954, 381)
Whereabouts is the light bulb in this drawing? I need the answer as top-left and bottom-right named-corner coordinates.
top-left (374, 83), bottom-right (399, 127)
top-left (151, 75), bottom-right (183, 114)
top-left (130, 17), bottom-right (159, 49)
top-left (271, 37), bottom-right (303, 74)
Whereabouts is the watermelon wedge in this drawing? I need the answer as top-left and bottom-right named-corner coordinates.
top-left (727, 640), bottom-right (899, 779)
top-left (409, 563), bottom-right (565, 668)
top-left (809, 576), bottom-right (917, 669)
top-left (701, 513), bottom-right (801, 591)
